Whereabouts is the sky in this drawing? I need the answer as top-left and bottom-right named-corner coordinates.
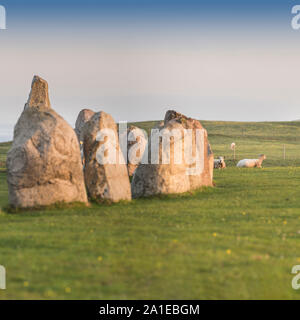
top-left (0, 0), bottom-right (300, 141)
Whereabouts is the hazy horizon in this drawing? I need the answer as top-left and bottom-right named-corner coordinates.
top-left (2, 117), bottom-right (300, 143)
top-left (1, 0), bottom-right (300, 141)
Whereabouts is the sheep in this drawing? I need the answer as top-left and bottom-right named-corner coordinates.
top-left (236, 154), bottom-right (266, 168)
top-left (214, 156), bottom-right (226, 169)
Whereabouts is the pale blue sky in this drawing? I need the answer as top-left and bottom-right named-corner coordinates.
top-left (0, 1), bottom-right (300, 141)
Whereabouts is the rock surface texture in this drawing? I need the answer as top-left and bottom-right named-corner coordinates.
top-left (75, 109), bottom-right (95, 142)
top-left (7, 76), bottom-right (88, 208)
top-left (83, 111), bottom-right (132, 202)
top-left (131, 110), bottom-right (214, 198)
top-left (121, 125), bottom-right (147, 176)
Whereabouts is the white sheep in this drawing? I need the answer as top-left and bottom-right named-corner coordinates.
top-left (214, 156), bottom-right (226, 169)
top-left (236, 154), bottom-right (266, 168)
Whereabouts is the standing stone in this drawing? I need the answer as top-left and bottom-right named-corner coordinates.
top-left (75, 109), bottom-right (95, 142)
top-left (75, 109), bottom-right (95, 164)
top-left (6, 76), bottom-right (88, 208)
top-left (131, 110), bottom-right (214, 198)
top-left (120, 125), bottom-right (147, 176)
top-left (82, 111), bottom-right (132, 202)
top-left (24, 75), bottom-right (51, 110)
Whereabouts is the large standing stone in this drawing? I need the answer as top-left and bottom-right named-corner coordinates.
top-left (82, 111), bottom-right (132, 202)
top-left (6, 76), bottom-right (88, 208)
top-left (75, 109), bottom-right (95, 142)
top-left (131, 110), bottom-right (214, 198)
top-left (120, 125), bottom-right (147, 176)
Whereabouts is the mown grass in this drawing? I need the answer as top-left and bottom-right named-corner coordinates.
top-left (0, 120), bottom-right (300, 299)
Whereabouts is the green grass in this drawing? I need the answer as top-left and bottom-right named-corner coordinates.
top-left (0, 142), bottom-right (10, 172)
top-left (200, 120), bottom-right (300, 167)
top-left (0, 120), bottom-right (300, 299)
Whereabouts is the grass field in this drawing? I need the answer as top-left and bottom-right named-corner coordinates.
top-left (0, 120), bottom-right (300, 299)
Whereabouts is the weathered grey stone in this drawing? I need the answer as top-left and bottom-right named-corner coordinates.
top-left (75, 109), bottom-right (95, 142)
top-left (131, 110), bottom-right (214, 198)
top-left (82, 111), bottom-right (132, 202)
top-left (7, 76), bottom-right (88, 208)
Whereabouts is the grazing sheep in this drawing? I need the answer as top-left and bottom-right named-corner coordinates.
top-left (237, 154), bottom-right (266, 168)
top-left (214, 156), bottom-right (226, 169)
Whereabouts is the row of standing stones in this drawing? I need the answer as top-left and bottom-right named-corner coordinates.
top-left (6, 76), bottom-right (214, 209)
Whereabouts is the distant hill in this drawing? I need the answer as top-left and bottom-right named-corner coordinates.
top-left (2, 120), bottom-right (300, 167)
